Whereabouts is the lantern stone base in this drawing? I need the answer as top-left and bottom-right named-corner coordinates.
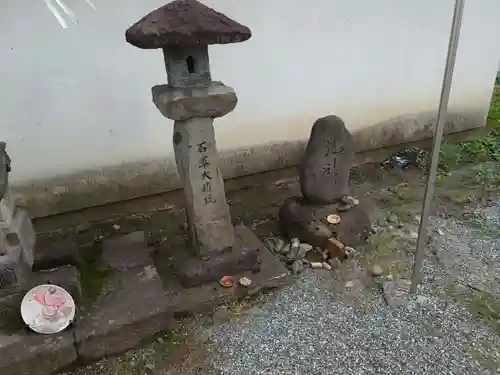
top-left (171, 224), bottom-right (285, 288)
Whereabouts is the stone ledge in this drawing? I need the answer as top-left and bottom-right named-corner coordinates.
top-left (0, 330), bottom-right (78, 375)
top-left (34, 236), bottom-right (82, 271)
top-left (99, 231), bottom-right (153, 271)
top-left (152, 81), bottom-right (237, 121)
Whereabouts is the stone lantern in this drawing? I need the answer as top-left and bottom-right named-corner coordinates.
top-left (126, 0), bottom-right (269, 287)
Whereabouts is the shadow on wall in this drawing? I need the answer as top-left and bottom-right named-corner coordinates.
top-left (11, 108), bottom-right (485, 218)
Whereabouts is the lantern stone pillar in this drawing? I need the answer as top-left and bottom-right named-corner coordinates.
top-left (126, 0), bottom-right (261, 287)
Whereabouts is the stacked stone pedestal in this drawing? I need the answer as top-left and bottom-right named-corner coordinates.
top-left (279, 115), bottom-right (373, 257)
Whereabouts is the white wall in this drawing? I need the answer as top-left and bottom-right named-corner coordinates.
top-left (1, 0), bottom-right (499, 183)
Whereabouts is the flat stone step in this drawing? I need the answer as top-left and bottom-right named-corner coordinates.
top-left (74, 265), bottom-right (172, 361)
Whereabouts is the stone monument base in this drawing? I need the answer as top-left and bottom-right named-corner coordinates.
top-left (173, 224), bottom-right (269, 288)
top-left (279, 196), bottom-right (373, 250)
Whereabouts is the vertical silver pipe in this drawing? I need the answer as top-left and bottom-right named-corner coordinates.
top-left (410, 0), bottom-right (465, 294)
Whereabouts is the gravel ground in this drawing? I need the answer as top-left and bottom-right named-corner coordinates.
top-left (199, 206), bottom-right (500, 375)
top-left (202, 273), bottom-right (498, 375)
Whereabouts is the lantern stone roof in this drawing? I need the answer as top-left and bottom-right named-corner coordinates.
top-left (125, 0), bottom-right (252, 49)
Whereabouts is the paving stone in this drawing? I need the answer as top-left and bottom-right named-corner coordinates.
top-left (75, 265), bottom-right (172, 361)
top-left (34, 236), bottom-right (82, 271)
top-left (100, 231), bottom-right (153, 271)
top-left (0, 330), bottom-right (77, 375)
top-left (382, 279), bottom-right (411, 308)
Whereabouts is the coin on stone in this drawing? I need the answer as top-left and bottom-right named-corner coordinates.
top-left (326, 214), bottom-right (341, 224)
top-left (219, 275), bottom-right (235, 288)
top-left (238, 277), bottom-right (252, 287)
top-left (21, 284), bottom-right (75, 335)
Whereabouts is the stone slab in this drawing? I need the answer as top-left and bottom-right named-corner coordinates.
top-left (74, 265), bottom-right (172, 361)
top-left (34, 236), bottom-right (82, 271)
top-left (0, 266), bottom-right (81, 331)
top-left (99, 231), bottom-right (153, 271)
top-left (163, 224), bottom-right (290, 315)
top-left (0, 330), bottom-right (78, 375)
top-left (152, 82), bottom-right (237, 120)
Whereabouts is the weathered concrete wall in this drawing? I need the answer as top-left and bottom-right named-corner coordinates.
top-left (14, 110), bottom-right (483, 217)
top-left (1, 0), bottom-right (499, 216)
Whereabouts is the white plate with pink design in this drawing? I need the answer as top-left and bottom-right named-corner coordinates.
top-left (21, 284), bottom-right (76, 334)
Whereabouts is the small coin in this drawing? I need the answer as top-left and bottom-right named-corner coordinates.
top-left (326, 214), bottom-right (341, 224)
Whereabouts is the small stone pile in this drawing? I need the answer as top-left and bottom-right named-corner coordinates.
top-left (264, 236), bottom-right (356, 275)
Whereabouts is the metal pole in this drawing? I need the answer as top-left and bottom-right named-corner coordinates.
top-left (410, 0), bottom-right (465, 294)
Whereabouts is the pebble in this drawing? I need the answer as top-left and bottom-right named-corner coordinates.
top-left (371, 264), bottom-right (383, 276)
top-left (295, 247), bottom-right (307, 261)
top-left (410, 231), bottom-right (419, 240)
top-left (344, 246), bottom-right (356, 258)
top-left (273, 238), bottom-right (285, 253)
top-left (343, 195), bottom-right (360, 206)
top-left (387, 214), bottom-right (399, 224)
top-left (286, 247), bottom-right (299, 263)
top-left (386, 274), bottom-right (394, 281)
top-left (345, 281), bottom-right (354, 288)
top-left (239, 277), bottom-right (252, 287)
top-left (280, 243), bottom-right (291, 254)
top-left (328, 258), bottom-right (341, 269)
top-left (437, 228), bottom-right (444, 236)
top-left (292, 260), bottom-right (304, 274)
top-left (310, 262), bottom-right (323, 269)
top-left (212, 306), bottom-right (230, 323)
top-left (322, 262), bottom-right (332, 271)
top-left (299, 243), bottom-right (313, 252)
top-left (112, 224), bottom-right (121, 230)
